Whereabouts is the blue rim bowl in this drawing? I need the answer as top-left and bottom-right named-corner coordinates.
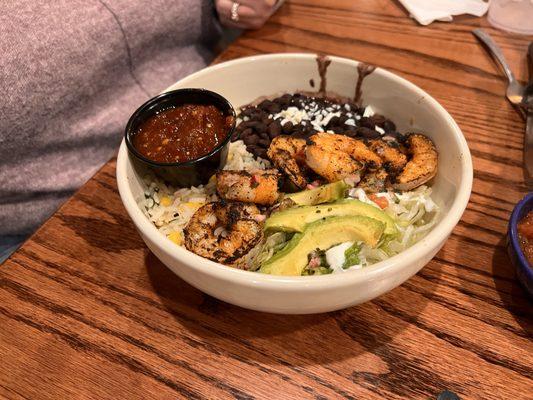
top-left (507, 192), bottom-right (533, 296)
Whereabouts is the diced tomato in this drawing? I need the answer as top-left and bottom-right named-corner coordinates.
top-left (250, 174), bottom-right (259, 188)
top-left (518, 212), bottom-right (533, 239)
top-left (308, 256), bottom-right (321, 269)
top-left (368, 194), bottom-right (389, 209)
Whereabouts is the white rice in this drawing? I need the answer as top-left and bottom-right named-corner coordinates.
top-left (139, 140), bottom-right (269, 243)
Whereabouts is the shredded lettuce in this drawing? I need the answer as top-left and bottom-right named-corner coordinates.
top-left (249, 231), bottom-right (289, 271)
top-left (329, 185), bottom-right (438, 273)
top-left (343, 242), bottom-right (362, 268)
top-left (254, 185), bottom-right (439, 275)
top-left (351, 185), bottom-right (439, 269)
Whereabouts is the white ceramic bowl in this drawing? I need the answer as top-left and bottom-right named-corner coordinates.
top-left (117, 53), bottom-right (472, 314)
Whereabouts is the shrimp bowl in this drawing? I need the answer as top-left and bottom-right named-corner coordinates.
top-left (116, 53), bottom-right (472, 314)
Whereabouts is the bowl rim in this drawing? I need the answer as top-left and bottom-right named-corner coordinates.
top-left (508, 192), bottom-right (533, 276)
top-left (124, 88), bottom-right (236, 168)
top-left (117, 52), bottom-right (473, 288)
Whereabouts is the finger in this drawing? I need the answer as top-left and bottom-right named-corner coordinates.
top-left (216, 1), bottom-right (269, 29)
top-left (218, 14), bottom-right (266, 30)
top-left (217, 0), bottom-right (274, 16)
top-left (216, 0), bottom-right (258, 22)
top-left (219, 11), bottom-right (266, 29)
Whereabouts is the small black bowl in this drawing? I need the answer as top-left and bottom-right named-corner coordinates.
top-left (125, 88), bottom-right (236, 187)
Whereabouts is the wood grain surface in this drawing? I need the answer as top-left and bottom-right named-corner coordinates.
top-left (1, 1), bottom-right (532, 399)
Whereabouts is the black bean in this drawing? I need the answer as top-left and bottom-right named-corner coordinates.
top-left (327, 116), bottom-right (341, 127)
top-left (268, 121), bottom-right (282, 138)
top-left (256, 148), bottom-right (268, 159)
top-left (258, 122), bottom-right (268, 133)
top-left (368, 114), bottom-right (387, 127)
top-left (344, 130), bottom-right (357, 137)
top-left (282, 121), bottom-right (294, 134)
top-left (250, 121), bottom-right (267, 132)
top-left (240, 108), bottom-right (253, 117)
top-left (355, 127), bottom-right (380, 139)
top-left (247, 144), bottom-right (260, 153)
top-left (257, 138), bottom-right (270, 148)
top-left (267, 103), bottom-right (281, 114)
top-left (346, 125), bottom-right (357, 132)
top-left (250, 111), bottom-right (263, 120)
top-left (258, 100), bottom-right (273, 111)
top-left (348, 102), bottom-right (360, 113)
top-left (240, 128), bottom-right (253, 138)
top-left (276, 94), bottom-right (291, 107)
top-left (360, 117), bottom-right (375, 129)
top-left (237, 120), bottom-right (254, 130)
top-left (243, 135), bottom-right (259, 145)
top-left (383, 120), bottom-right (396, 132)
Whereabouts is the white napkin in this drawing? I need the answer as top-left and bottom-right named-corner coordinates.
top-left (398, 0), bottom-right (489, 26)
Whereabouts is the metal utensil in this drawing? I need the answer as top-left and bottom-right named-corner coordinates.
top-left (524, 42), bottom-right (533, 189)
top-left (473, 29), bottom-right (526, 116)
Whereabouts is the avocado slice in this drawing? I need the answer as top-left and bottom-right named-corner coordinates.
top-left (260, 215), bottom-right (385, 276)
top-left (264, 199), bottom-right (398, 237)
top-left (284, 181), bottom-right (348, 206)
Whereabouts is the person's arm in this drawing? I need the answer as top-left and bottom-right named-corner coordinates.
top-left (215, 0), bottom-right (281, 30)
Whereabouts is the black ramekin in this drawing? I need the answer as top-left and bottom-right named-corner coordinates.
top-left (125, 88), bottom-right (236, 187)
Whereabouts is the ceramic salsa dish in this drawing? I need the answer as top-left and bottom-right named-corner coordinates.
top-left (116, 53), bottom-right (473, 314)
top-left (507, 192), bottom-right (533, 296)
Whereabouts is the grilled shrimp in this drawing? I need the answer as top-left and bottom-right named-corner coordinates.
top-left (305, 133), bottom-right (382, 182)
top-left (358, 168), bottom-right (388, 193)
top-left (184, 201), bottom-right (263, 265)
top-left (393, 134), bottom-right (437, 191)
top-left (267, 136), bottom-right (308, 189)
top-left (369, 140), bottom-right (408, 175)
top-left (216, 169), bottom-right (281, 205)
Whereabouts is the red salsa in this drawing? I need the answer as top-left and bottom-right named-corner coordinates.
top-left (133, 104), bottom-right (233, 163)
top-left (518, 210), bottom-right (533, 266)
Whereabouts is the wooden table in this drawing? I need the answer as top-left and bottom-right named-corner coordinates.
top-left (1, 1), bottom-right (532, 399)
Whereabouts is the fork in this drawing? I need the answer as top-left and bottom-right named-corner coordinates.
top-left (473, 29), bottom-right (526, 119)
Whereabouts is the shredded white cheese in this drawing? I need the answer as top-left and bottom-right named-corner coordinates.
top-left (325, 242), bottom-right (354, 273)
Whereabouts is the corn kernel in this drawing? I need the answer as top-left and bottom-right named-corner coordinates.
top-left (184, 202), bottom-right (204, 210)
top-left (167, 231), bottom-right (183, 245)
top-left (160, 196), bottom-right (172, 207)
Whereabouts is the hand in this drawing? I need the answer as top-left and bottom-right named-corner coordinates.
top-left (215, 0), bottom-right (278, 30)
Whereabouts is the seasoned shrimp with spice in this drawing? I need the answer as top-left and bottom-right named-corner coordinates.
top-left (184, 201), bottom-right (263, 265)
top-left (305, 133), bottom-right (382, 182)
top-left (369, 139), bottom-right (408, 176)
top-left (358, 168), bottom-right (388, 193)
top-left (216, 169), bottom-right (281, 205)
top-left (267, 135), bottom-right (308, 189)
top-left (393, 134), bottom-right (437, 191)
